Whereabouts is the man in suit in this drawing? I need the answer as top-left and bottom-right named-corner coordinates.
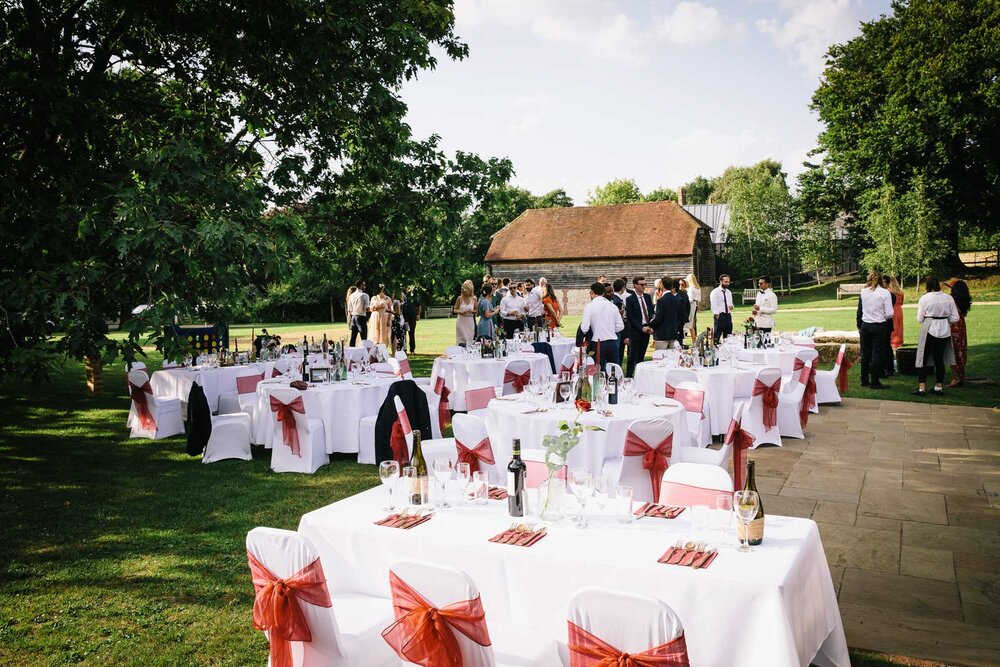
top-left (644, 276), bottom-right (681, 351)
top-left (611, 278), bottom-right (629, 365)
top-left (672, 278), bottom-right (689, 348)
top-left (625, 276), bottom-right (654, 376)
top-left (710, 274), bottom-right (735, 343)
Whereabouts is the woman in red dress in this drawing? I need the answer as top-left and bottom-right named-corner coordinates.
top-left (889, 276), bottom-right (904, 350)
top-left (946, 279), bottom-right (971, 387)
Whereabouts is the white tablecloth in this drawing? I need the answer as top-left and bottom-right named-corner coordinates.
top-left (151, 360), bottom-right (291, 411)
top-left (431, 353), bottom-right (553, 411)
top-left (253, 376), bottom-right (398, 453)
top-left (634, 362), bottom-right (778, 435)
top-left (545, 337), bottom-right (579, 370)
top-left (299, 488), bottom-right (849, 667)
top-left (484, 396), bottom-right (689, 476)
top-left (737, 345), bottom-right (810, 375)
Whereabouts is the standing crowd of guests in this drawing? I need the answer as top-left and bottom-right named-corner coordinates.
top-left (345, 279), bottom-right (421, 355)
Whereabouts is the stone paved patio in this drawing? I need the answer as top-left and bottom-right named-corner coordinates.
top-left (746, 398), bottom-right (1000, 666)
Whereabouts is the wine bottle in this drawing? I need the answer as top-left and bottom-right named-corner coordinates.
top-left (301, 335), bottom-right (310, 381)
top-left (410, 429), bottom-right (428, 505)
top-left (607, 370), bottom-right (618, 405)
top-left (738, 460), bottom-right (765, 546)
top-left (507, 439), bottom-right (526, 517)
top-left (322, 333), bottom-right (329, 359)
top-left (575, 349), bottom-right (592, 401)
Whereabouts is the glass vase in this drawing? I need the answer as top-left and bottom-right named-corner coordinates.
top-left (538, 475), bottom-right (566, 521)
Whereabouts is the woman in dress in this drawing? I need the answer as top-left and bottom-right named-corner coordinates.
top-left (888, 276), bottom-right (904, 350)
top-left (476, 284), bottom-right (496, 339)
top-left (913, 275), bottom-right (960, 397)
top-left (369, 284), bottom-right (393, 347)
top-left (390, 292), bottom-right (407, 355)
top-left (543, 282), bottom-right (561, 330)
top-left (946, 279), bottom-right (972, 387)
top-left (453, 279), bottom-right (477, 346)
top-left (683, 273), bottom-right (701, 343)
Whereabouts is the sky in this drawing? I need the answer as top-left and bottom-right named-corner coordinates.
top-left (400, 0), bottom-right (894, 204)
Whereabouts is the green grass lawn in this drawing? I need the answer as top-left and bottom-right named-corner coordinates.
top-left (759, 273), bottom-right (1000, 311)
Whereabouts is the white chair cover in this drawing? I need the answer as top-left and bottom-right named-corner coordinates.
top-left (604, 363), bottom-right (624, 381)
top-left (203, 413), bottom-right (253, 463)
top-left (815, 343), bottom-right (846, 404)
top-left (502, 359), bottom-right (531, 396)
top-left (776, 361), bottom-right (809, 439)
top-left (127, 369), bottom-right (184, 440)
top-left (268, 388), bottom-right (329, 474)
top-left (673, 404), bottom-right (740, 469)
top-left (565, 588), bottom-right (685, 664)
top-left (615, 418), bottom-right (674, 503)
top-left (790, 347), bottom-right (820, 415)
top-left (674, 381), bottom-right (712, 447)
top-left (664, 368), bottom-right (697, 397)
top-left (732, 367), bottom-right (783, 448)
top-left (558, 353), bottom-right (576, 376)
top-left (464, 381), bottom-right (495, 416)
top-left (218, 367), bottom-right (264, 416)
top-left (161, 359), bottom-right (181, 369)
top-left (246, 527), bottom-right (397, 667)
top-left (660, 462), bottom-right (734, 506)
top-left (451, 414), bottom-right (499, 484)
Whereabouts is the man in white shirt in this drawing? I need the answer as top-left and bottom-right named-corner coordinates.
top-left (348, 279), bottom-right (370, 346)
top-left (709, 274), bottom-right (735, 343)
top-left (525, 278), bottom-right (545, 329)
top-left (499, 287), bottom-right (527, 339)
top-left (752, 276), bottom-right (778, 331)
top-left (580, 281), bottom-right (624, 371)
top-left (857, 270), bottom-right (895, 389)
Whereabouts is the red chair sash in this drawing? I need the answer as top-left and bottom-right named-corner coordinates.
top-left (751, 379), bottom-right (780, 431)
top-left (269, 395), bottom-right (305, 456)
top-left (673, 388), bottom-right (705, 420)
top-left (664, 382), bottom-right (676, 399)
top-left (129, 381), bottom-right (156, 431)
top-left (567, 620), bottom-right (690, 667)
top-left (503, 368), bottom-right (530, 393)
top-left (456, 437), bottom-right (495, 474)
top-left (434, 376), bottom-right (452, 432)
top-left (397, 359), bottom-right (412, 377)
top-left (390, 408), bottom-right (411, 467)
top-left (660, 480), bottom-right (732, 507)
top-left (793, 358), bottom-right (818, 418)
top-left (725, 418), bottom-right (756, 490)
top-left (560, 363), bottom-right (573, 376)
top-left (837, 354), bottom-right (853, 394)
top-left (465, 387), bottom-right (495, 412)
top-left (271, 367), bottom-right (284, 378)
top-left (237, 373), bottom-right (264, 395)
top-left (623, 430), bottom-right (673, 503)
top-left (247, 551), bottom-right (332, 667)
top-left (382, 570), bottom-right (491, 667)
top-left (525, 460), bottom-right (566, 488)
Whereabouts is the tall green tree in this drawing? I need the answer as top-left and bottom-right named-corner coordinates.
top-left (586, 178), bottom-right (643, 206)
top-left (726, 166), bottom-right (799, 282)
top-left (812, 0), bottom-right (1000, 264)
top-left (709, 160), bottom-right (785, 204)
top-left (535, 188), bottom-right (574, 208)
top-left (796, 161), bottom-right (854, 279)
top-left (644, 187), bottom-right (677, 202)
top-left (680, 176), bottom-right (713, 204)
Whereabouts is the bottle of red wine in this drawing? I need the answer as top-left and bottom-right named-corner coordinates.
top-left (607, 370), bottom-right (618, 405)
top-left (738, 460), bottom-right (765, 546)
top-left (301, 335), bottom-right (310, 382)
top-left (507, 439), bottom-right (526, 517)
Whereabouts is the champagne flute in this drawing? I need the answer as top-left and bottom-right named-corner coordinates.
top-left (594, 473), bottom-right (613, 510)
top-left (716, 493), bottom-right (734, 543)
top-left (456, 462), bottom-right (471, 505)
top-left (734, 490), bottom-right (760, 553)
top-left (569, 468), bottom-right (594, 528)
top-left (432, 458), bottom-right (453, 508)
top-left (379, 460), bottom-right (400, 511)
top-left (559, 383), bottom-right (571, 404)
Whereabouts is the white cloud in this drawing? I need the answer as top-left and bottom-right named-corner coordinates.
top-left (756, 0), bottom-right (870, 79)
top-left (658, 127), bottom-right (776, 188)
top-left (655, 2), bottom-right (744, 45)
top-left (506, 94), bottom-right (554, 136)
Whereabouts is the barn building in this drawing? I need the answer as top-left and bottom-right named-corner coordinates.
top-left (484, 201), bottom-right (716, 315)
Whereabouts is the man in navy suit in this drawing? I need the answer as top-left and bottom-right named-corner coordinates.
top-left (625, 276), bottom-right (655, 377)
top-left (644, 275), bottom-right (682, 352)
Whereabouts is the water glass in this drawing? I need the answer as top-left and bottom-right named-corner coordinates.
top-left (472, 471), bottom-right (489, 505)
top-left (456, 462), bottom-right (472, 504)
top-left (594, 473), bottom-right (613, 510)
top-left (378, 460), bottom-right (400, 511)
top-left (615, 485), bottom-right (634, 524)
top-left (691, 504), bottom-right (711, 539)
top-left (715, 493), bottom-right (734, 539)
top-left (432, 458), bottom-right (453, 508)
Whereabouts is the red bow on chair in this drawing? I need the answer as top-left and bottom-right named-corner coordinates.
top-left (837, 354), bottom-right (853, 394)
top-left (663, 382), bottom-right (676, 399)
top-left (390, 421), bottom-right (410, 467)
top-left (129, 381), bottom-right (156, 431)
top-left (725, 418), bottom-right (756, 490)
top-left (434, 376), bottom-right (452, 432)
top-left (456, 437), bottom-right (495, 474)
top-left (567, 620), bottom-right (690, 667)
top-left (271, 367), bottom-right (284, 378)
top-left (751, 379), bottom-right (780, 431)
top-left (623, 430), bottom-right (673, 503)
top-left (382, 571), bottom-right (492, 667)
top-left (247, 551), bottom-right (332, 667)
top-left (793, 359), bottom-right (817, 427)
top-left (397, 359), bottom-right (412, 377)
top-left (503, 369), bottom-right (530, 393)
top-left (269, 395), bottom-right (305, 456)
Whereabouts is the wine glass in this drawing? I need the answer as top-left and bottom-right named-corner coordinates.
top-left (401, 465), bottom-right (417, 508)
top-left (716, 493), bottom-right (734, 542)
top-left (433, 458), bottom-right (453, 508)
top-left (620, 378), bottom-right (633, 405)
top-left (569, 468), bottom-right (594, 528)
top-left (594, 473), bottom-right (613, 510)
top-left (559, 383), bottom-right (571, 404)
top-left (734, 490), bottom-right (760, 553)
top-left (379, 460), bottom-right (400, 511)
top-left (456, 462), bottom-right (471, 505)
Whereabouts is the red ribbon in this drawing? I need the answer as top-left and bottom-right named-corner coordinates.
top-left (434, 376), bottom-right (452, 432)
top-left (390, 421), bottom-right (410, 467)
top-left (129, 381), bottom-right (156, 431)
top-left (837, 353), bottom-right (853, 393)
top-left (465, 387), bottom-right (496, 412)
top-left (674, 387), bottom-right (705, 420)
top-left (793, 359), bottom-right (817, 426)
top-left (397, 359), bottom-right (412, 377)
top-left (247, 551), bottom-right (332, 667)
top-left (503, 368), bottom-right (530, 393)
top-left (237, 372), bottom-right (264, 394)
top-left (567, 620), bottom-right (690, 667)
top-left (271, 367), bottom-right (283, 378)
top-left (269, 395), bottom-right (305, 456)
top-left (725, 418), bottom-right (756, 491)
top-left (456, 437), bottom-right (495, 474)
top-left (752, 378), bottom-right (780, 431)
top-left (664, 382), bottom-right (676, 399)
top-left (623, 430), bottom-right (673, 503)
top-left (382, 570), bottom-right (492, 667)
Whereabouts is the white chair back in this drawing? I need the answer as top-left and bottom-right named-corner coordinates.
top-left (452, 414), bottom-right (497, 482)
top-left (388, 561), bottom-right (496, 666)
top-left (794, 348), bottom-right (820, 384)
top-left (660, 462), bottom-right (734, 506)
top-left (523, 449), bottom-right (566, 489)
top-left (362, 340), bottom-right (375, 350)
top-left (393, 351), bottom-right (414, 379)
top-left (127, 361), bottom-right (147, 373)
top-left (502, 359), bottom-right (531, 395)
top-left (464, 381), bottom-right (496, 413)
top-left (558, 353), bottom-right (576, 376)
top-left (127, 370), bottom-right (163, 425)
top-left (833, 343), bottom-right (846, 373)
top-left (617, 418), bottom-right (674, 503)
top-left (161, 359), bottom-right (181, 369)
top-left (568, 588), bottom-right (684, 658)
top-left (604, 363), bottom-right (624, 381)
top-left (664, 368), bottom-right (697, 397)
top-left (392, 396), bottom-right (414, 454)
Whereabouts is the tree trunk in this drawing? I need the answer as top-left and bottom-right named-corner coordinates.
top-left (330, 296), bottom-right (335, 323)
top-left (85, 356), bottom-right (103, 395)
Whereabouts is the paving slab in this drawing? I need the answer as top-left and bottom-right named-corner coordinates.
top-left (858, 487), bottom-right (948, 524)
top-left (899, 545), bottom-right (955, 582)
top-left (817, 523), bottom-right (900, 573)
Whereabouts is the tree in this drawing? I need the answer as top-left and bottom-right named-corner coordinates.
top-left (680, 176), bottom-right (713, 204)
top-left (796, 161), bottom-right (854, 279)
top-left (644, 187), bottom-right (677, 202)
top-left (534, 188), bottom-right (574, 208)
top-left (812, 0), bottom-right (1000, 265)
top-left (709, 160), bottom-right (786, 204)
top-left (726, 166), bottom-right (799, 282)
top-left (586, 179), bottom-right (643, 206)
top-left (0, 1), bottom-right (474, 382)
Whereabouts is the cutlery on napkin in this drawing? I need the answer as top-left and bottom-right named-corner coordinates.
top-left (489, 523), bottom-right (546, 546)
top-left (488, 487), bottom-right (509, 500)
top-left (658, 542), bottom-right (717, 568)
top-left (374, 511), bottom-right (432, 529)
top-left (634, 503), bottom-right (686, 519)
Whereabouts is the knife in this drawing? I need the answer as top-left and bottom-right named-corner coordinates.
top-left (692, 549), bottom-right (716, 569)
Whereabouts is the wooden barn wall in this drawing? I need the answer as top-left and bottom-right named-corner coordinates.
top-left (694, 229), bottom-right (717, 290)
top-left (487, 258), bottom-right (695, 290)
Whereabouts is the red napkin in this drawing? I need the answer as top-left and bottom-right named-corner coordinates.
top-left (658, 547), bottom-right (718, 569)
top-left (374, 513), bottom-right (432, 529)
top-left (488, 527), bottom-right (547, 546)
top-left (634, 503), bottom-right (686, 519)
top-left (488, 487), bottom-right (509, 500)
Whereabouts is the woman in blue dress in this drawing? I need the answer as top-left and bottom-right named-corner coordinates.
top-left (476, 284), bottom-right (497, 339)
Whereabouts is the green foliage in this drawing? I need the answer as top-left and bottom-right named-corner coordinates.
top-left (812, 0), bottom-right (1000, 262)
top-left (725, 164), bottom-right (799, 280)
top-left (680, 176), bottom-right (714, 204)
top-left (535, 188), bottom-right (574, 208)
top-left (586, 178), bottom-right (644, 206)
top-left (796, 161), bottom-right (852, 276)
top-left (709, 159), bottom-right (785, 204)
top-left (644, 187), bottom-right (678, 202)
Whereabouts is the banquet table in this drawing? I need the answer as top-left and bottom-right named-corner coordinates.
top-left (431, 353), bottom-right (553, 411)
top-left (737, 345), bottom-right (811, 375)
top-left (298, 487), bottom-right (849, 667)
top-left (252, 375), bottom-right (398, 453)
top-left (634, 361), bottom-right (779, 436)
top-left (545, 337), bottom-right (579, 370)
top-left (150, 359), bottom-right (293, 411)
top-left (484, 396), bottom-right (690, 477)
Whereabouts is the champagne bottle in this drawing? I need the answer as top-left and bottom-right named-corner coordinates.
top-left (737, 460), bottom-right (765, 546)
top-left (410, 429), bottom-right (428, 505)
top-left (575, 349), bottom-right (592, 401)
top-left (507, 439), bottom-right (526, 517)
top-left (322, 333), bottom-right (329, 359)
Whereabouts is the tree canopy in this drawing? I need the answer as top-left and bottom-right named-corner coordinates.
top-left (680, 176), bottom-right (713, 204)
top-left (585, 178), bottom-right (644, 206)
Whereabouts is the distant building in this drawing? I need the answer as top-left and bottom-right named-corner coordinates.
top-left (485, 201), bottom-right (716, 315)
top-left (682, 203), bottom-right (731, 243)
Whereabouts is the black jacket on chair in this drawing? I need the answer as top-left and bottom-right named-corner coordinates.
top-left (186, 382), bottom-right (212, 456)
top-left (374, 379), bottom-right (433, 463)
top-left (531, 342), bottom-right (556, 373)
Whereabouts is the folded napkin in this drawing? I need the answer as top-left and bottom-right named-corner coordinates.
top-left (289, 380), bottom-right (309, 390)
top-left (488, 526), bottom-right (546, 546)
top-left (488, 487), bottom-right (508, 500)
top-left (658, 546), bottom-right (718, 569)
top-left (374, 513), bottom-right (432, 529)
top-left (634, 502), bottom-right (686, 519)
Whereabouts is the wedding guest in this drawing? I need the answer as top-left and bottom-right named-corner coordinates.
top-left (684, 273), bottom-right (701, 343)
top-left (946, 279), bottom-right (972, 387)
top-left (645, 276), bottom-right (682, 351)
top-left (626, 276), bottom-right (654, 376)
top-left (597, 275), bottom-right (608, 285)
top-left (580, 281), bottom-right (624, 370)
top-left (347, 279), bottom-right (370, 346)
top-left (499, 281), bottom-right (527, 339)
top-left (453, 280), bottom-right (477, 346)
top-left (914, 275), bottom-right (960, 396)
top-left (710, 274), bottom-right (734, 343)
top-left (612, 279), bottom-right (628, 359)
top-left (653, 278), bottom-right (666, 305)
top-left (672, 278), bottom-right (689, 346)
top-left (752, 276), bottom-right (778, 332)
top-left (888, 275), bottom-right (905, 352)
top-left (476, 284), bottom-right (496, 339)
top-left (370, 284), bottom-right (393, 347)
top-left (542, 282), bottom-right (562, 330)
top-left (525, 278), bottom-right (545, 329)
top-left (880, 275), bottom-right (900, 377)
top-left (857, 270), bottom-right (893, 389)
top-left (400, 290), bottom-right (420, 354)
top-left (390, 293), bottom-right (406, 355)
